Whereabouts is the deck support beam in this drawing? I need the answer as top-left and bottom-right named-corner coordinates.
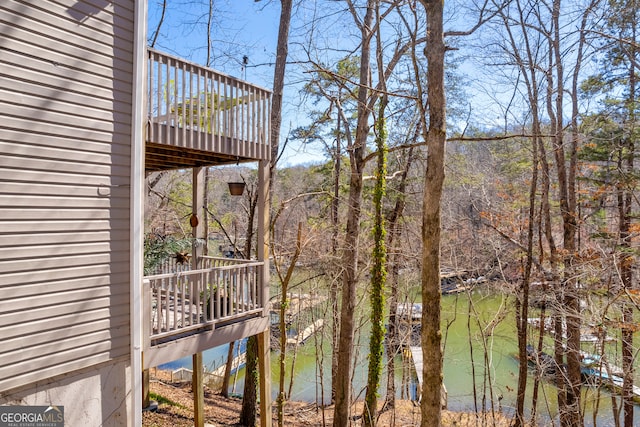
top-left (142, 368), bottom-right (150, 409)
top-left (258, 330), bottom-right (272, 427)
top-left (193, 352), bottom-right (205, 427)
top-left (257, 156), bottom-right (271, 426)
top-left (192, 167), bottom-right (206, 427)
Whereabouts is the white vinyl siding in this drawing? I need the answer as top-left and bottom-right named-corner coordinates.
top-left (0, 0), bottom-right (134, 392)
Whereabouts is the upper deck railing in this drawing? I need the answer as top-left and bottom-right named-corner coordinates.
top-left (146, 48), bottom-right (271, 160)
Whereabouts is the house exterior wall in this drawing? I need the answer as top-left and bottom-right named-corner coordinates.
top-left (0, 0), bottom-right (137, 423)
top-left (0, 360), bottom-right (131, 426)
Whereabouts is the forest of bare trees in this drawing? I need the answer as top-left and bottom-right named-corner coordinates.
top-left (145, 1), bottom-right (640, 426)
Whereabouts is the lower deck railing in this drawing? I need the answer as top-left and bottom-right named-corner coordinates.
top-left (143, 257), bottom-right (264, 347)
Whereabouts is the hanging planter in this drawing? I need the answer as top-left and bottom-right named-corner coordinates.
top-left (228, 181), bottom-right (245, 196)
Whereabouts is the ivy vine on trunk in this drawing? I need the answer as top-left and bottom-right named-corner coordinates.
top-left (363, 97), bottom-right (388, 427)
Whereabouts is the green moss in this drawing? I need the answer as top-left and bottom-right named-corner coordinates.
top-left (149, 392), bottom-right (188, 410)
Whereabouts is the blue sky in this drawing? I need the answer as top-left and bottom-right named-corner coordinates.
top-left (147, 1), bottom-right (328, 165)
top-left (145, 1), bottom-right (517, 166)
top-left (148, 1), bottom-right (279, 86)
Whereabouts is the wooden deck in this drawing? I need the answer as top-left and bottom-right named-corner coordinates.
top-left (142, 256), bottom-right (269, 369)
top-left (145, 49), bottom-right (271, 171)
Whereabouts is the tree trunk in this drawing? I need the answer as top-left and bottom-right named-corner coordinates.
top-left (621, 16), bottom-right (636, 425)
top-left (418, 1), bottom-right (446, 425)
top-left (269, 0), bottom-right (293, 179)
top-left (330, 95), bottom-right (342, 404)
top-left (383, 146), bottom-right (415, 412)
top-left (240, 184), bottom-right (259, 422)
top-left (363, 97), bottom-right (388, 427)
top-left (332, 2), bottom-right (375, 425)
top-left (276, 222), bottom-right (303, 427)
top-left (514, 123), bottom-right (538, 427)
top-left (221, 341), bottom-right (234, 398)
top-left (239, 335), bottom-right (259, 426)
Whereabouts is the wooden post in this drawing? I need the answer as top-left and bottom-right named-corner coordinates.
top-left (192, 167), bottom-right (205, 267)
top-left (142, 368), bottom-right (150, 409)
top-left (142, 280), bottom-right (151, 410)
top-left (256, 159), bottom-right (271, 426)
top-left (192, 167), bottom-right (206, 427)
top-left (258, 330), bottom-right (272, 427)
top-left (193, 352), bottom-right (205, 427)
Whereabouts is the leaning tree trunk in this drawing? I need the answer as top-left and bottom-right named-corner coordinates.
top-left (418, 1), bottom-right (446, 425)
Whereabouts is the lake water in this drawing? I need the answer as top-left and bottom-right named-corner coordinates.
top-left (160, 289), bottom-right (639, 425)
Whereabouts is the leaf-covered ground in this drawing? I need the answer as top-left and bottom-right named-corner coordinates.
top-left (142, 370), bottom-right (515, 426)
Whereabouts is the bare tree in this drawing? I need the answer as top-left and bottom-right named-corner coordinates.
top-left (416, 0), bottom-right (446, 424)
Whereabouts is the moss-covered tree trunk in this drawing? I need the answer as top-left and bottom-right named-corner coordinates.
top-left (363, 98), bottom-right (388, 427)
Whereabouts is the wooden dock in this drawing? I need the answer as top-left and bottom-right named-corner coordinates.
top-left (286, 319), bottom-right (324, 346)
top-left (410, 346), bottom-right (423, 389)
top-left (527, 317), bottom-right (616, 343)
top-left (210, 352), bottom-right (246, 378)
top-left (409, 346), bottom-right (447, 408)
top-left (581, 366), bottom-right (640, 403)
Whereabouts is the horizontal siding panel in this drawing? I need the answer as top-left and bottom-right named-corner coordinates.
top-left (0, 47), bottom-right (129, 101)
top-left (0, 251), bottom-right (130, 275)
top-left (1, 314), bottom-right (129, 356)
top-left (0, 331), bottom-right (130, 368)
top-left (0, 308), bottom-right (129, 344)
top-left (0, 242), bottom-right (129, 263)
top-left (0, 293), bottom-right (129, 329)
top-left (13, 0), bottom-right (135, 38)
top-left (0, 52), bottom-right (133, 109)
top-left (0, 79), bottom-right (131, 117)
top-left (0, 231), bottom-right (114, 247)
top-left (3, 104), bottom-right (127, 135)
top-left (1, 115), bottom-right (132, 145)
top-left (2, 286), bottom-right (125, 316)
top-left (0, 272), bottom-right (129, 299)
top-left (0, 129), bottom-right (131, 157)
top-left (0, 220), bottom-right (122, 233)
top-left (0, 0), bottom-right (134, 394)
top-left (0, 194), bottom-right (129, 210)
top-left (0, 353), bottom-right (126, 394)
top-left (0, 195), bottom-right (129, 209)
top-left (0, 336), bottom-right (130, 388)
top-left (0, 8), bottom-right (134, 71)
top-left (0, 141), bottom-right (131, 167)
top-left (0, 169), bottom-right (129, 187)
top-left (1, 182), bottom-right (130, 199)
top-left (49, 0), bottom-right (135, 39)
top-left (0, 209), bottom-right (127, 221)
top-left (1, 264), bottom-right (128, 288)
top-left (0, 42), bottom-right (133, 89)
top-left (0, 88), bottom-right (132, 127)
top-left (0, 51), bottom-right (133, 91)
top-left (0, 155), bottom-right (130, 177)
top-left (3, 0), bottom-right (134, 55)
